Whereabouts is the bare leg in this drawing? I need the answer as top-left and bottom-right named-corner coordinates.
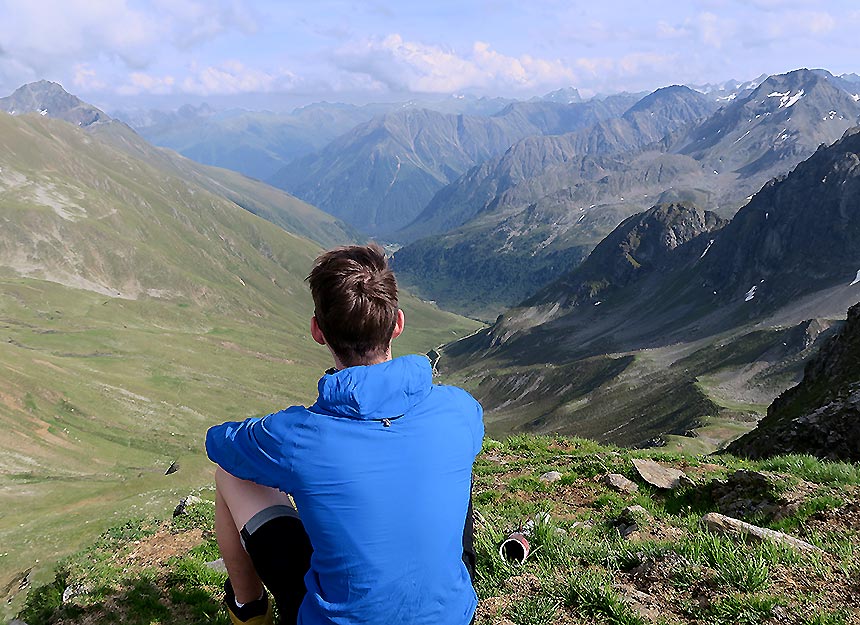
top-left (214, 467), bottom-right (292, 604)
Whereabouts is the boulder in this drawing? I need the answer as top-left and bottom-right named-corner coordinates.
top-left (711, 470), bottom-right (809, 521)
top-left (540, 471), bottom-right (563, 482)
top-left (601, 473), bottom-right (640, 494)
top-left (632, 459), bottom-right (692, 489)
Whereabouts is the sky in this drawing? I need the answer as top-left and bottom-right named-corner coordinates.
top-left (0, 0), bottom-right (858, 111)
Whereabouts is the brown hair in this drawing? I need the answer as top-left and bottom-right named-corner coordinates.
top-left (306, 243), bottom-right (399, 365)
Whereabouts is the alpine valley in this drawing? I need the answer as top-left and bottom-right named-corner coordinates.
top-left (3, 64), bottom-right (860, 621)
top-left (124, 65), bottom-right (860, 463)
top-left (0, 81), bottom-right (482, 615)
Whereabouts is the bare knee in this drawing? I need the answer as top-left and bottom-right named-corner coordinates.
top-left (213, 466), bottom-right (291, 530)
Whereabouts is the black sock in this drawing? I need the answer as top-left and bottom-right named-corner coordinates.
top-left (224, 578), bottom-right (268, 621)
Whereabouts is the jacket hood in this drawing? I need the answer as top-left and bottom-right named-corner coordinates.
top-left (312, 354), bottom-right (434, 420)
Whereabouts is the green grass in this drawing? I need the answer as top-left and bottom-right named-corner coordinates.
top-left (0, 273), bottom-right (480, 619)
top-left (700, 594), bottom-right (779, 625)
top-left (15, 435), bottom-right (860, 624)
top-left (17, 503), bottom-right (231, 625)
top-left (756, 455), bottom-right (860, 485)
top-left (565, 569), bottom-right (647, 625)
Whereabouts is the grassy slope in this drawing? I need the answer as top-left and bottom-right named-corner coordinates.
top-left (439, 313), bottom-right (838, 453)
top-left (89, 121), bottom-right (358, 249)
top-left (0, 277), bottom-right (480, 618)
top-left (16, 435), bottom-right (860, 625)
top-left (0, 113), bottom-right (483, 617)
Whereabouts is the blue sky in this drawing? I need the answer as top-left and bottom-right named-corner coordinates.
top-left (0, 0), bottom-right (858, 110)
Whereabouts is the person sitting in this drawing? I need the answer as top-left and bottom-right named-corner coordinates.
top-left (206, 243), bottom-right (484, 625)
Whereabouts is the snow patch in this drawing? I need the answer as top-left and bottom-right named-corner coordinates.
top-left (387, 155), bottom-right (401, 190)
top-left (850, 270), bottom-right (860, 286)
top-left (768, 91), bottom-right (789, 98)
top-left (779, 90), bottom-right (804, 108)
top-left (733, 130), bottom-right (752, 145)
top-left (699, 239), bottom-right (714, 259)
top-left (744, 285), bottom-right (757, 302)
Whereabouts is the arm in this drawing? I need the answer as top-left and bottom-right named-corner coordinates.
top-left (205, 410), bottom-right (295, 491)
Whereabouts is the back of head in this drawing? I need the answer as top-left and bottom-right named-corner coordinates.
top-left (307, 243), bottom-right (399, 366)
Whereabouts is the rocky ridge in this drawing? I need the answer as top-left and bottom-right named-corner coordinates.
top-left (728, 301), bottom-right (860, 461)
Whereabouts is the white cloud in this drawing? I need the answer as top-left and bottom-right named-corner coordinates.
top-left (656, 21), bottom-right (691, 39)
top-left (0, 0), bottom-right (259, 92)
top-left (117, 72), bottom-right (177, 96)
top-left (697, 12), bottom-right (734, 48)
top-left (72, 64), bottom-right (108, 92)
top-left (181, 61), bottom-right (298, 95)
top-left (334, 34), bottom-right (576, 94)
top-left (115, 62), bottom-right (298, 96)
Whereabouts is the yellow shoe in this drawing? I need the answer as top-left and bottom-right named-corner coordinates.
top-left (224, 579), bottom-right (274, 625)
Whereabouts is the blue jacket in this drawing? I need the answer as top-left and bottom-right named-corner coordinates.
top-left (206, 355), bottom-right (484, 625)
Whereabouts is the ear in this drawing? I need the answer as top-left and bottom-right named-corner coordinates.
top-left (391, 309), bottom-right (405, 340)
top-left (310, 316), bottom-right (327, 346)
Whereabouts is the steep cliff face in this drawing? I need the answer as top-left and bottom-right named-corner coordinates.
top-left (524, 202), bottom-right (728, 309)
top-left (727, 302), bottom-right (860, 461)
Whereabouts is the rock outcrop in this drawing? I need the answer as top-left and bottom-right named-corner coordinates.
top-left (727, 301), bottom-right (860, 461)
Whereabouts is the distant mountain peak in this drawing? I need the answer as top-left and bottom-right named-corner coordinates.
top-left (538, 87), bottom-right (583, 104)
top-left (0, 80), bottom-right (109, 127)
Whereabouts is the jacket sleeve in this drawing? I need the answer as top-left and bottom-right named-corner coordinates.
top-left (472, 400), bottom-right (485, 457)
top-left (205, 411), bottom-right (295, 491)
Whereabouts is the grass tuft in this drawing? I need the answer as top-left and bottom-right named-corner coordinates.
top-left (565, 569), bottom-right (646, 625)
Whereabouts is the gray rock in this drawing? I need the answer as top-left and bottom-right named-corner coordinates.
top-left (601, 473), bottom-right (640, 494)
top-left (632, 459), bottom-right (691, 490)
top-left (540, 471), bottom-right (563, 482)
top-left (205, 558), bottom-right (228, 573)
top-left (702, 512), bottom-right (823, 552)
top-left (62, 584), bottom-right (88, 604)
top-left (620, 505), bottom-right (651, 521)
top-left (9, 620), bottom-right (30, 625)
top-left (711, 470), bottom-right (807, 522)
top-left (617, 505), bottom-right (652, 538)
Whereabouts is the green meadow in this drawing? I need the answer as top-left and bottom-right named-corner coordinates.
top-left (0, 274), bottom-right (481, 618)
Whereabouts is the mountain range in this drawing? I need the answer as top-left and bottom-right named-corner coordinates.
top-left (114, 93), bottom-right (521, 182)
top-left (393, 69), bottom-right (860, 316)
top-left (268, 95), bottom-right (638, 235)
top-left (437, 125), bottom-right (860, 446)
top-left (3, 71), bottom-right (860, 608)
